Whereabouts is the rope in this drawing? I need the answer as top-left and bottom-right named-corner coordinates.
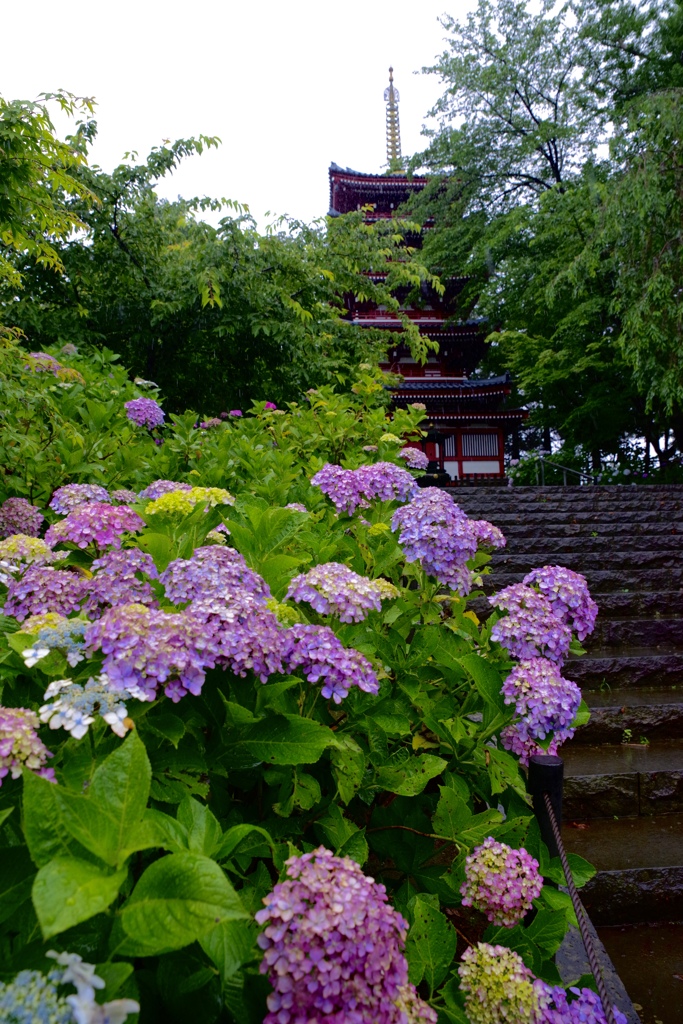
top-left (543, 791), bottom-right (619, 1024)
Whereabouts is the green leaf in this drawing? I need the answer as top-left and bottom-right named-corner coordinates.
top-left (314, 804), bottom-right (368, 866)
top-left (141, 808), bottom-right (190, 852)
top-left (228, 714), bottom-right (336, 767)
top-left (0, 806), bottom-right (14, 828)
top-left (148, 713), bottom-right (186, 748)
top-left (33, 857), bottom-right (126, 939)
top-left (459, 654), bottom-right (505, 709)
top-left (0, 846), bottom-right (35, 924)
top-left (330, 736), bottom-right (366, 804)
top-left (23, 771), bottom-right (86, 867)
top-left (177, 797), bottom-right (222, 857)
top-left (215, 824), bottom-right (275, 863)
top-left (56, 731), bottom-right (151, 867)
top-left (376, 754), bottom-right (447, 796)
top-left (119, 852), bottom-right (247, 955)
top-left (200, 919), bottom-right (257, 984)
top-left (405, 893), bottom-right (457, 992)
top-left (432, 786), bottom-right (472, 841)
top-left (525, 907), bottom-right (568, 956)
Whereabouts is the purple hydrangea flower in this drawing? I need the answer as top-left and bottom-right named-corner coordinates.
top-left (398, 447), bottom-right (430, 470)
top-left (490, 584), bottom-right (572, 664)
top-left (161, 546), bottom-right (270, 605)
top-left (138, 479), bottom-right (192, 501)
top-left (84, 604), bottom-right (210, 702)
top-left (470, 519), bottom-right (506, 550)
top-left (460, 838), bottom-right (543, 927)
top-left (285, 502), bottom-right (308, 513)
top-left (534, 980), bottom-right (628, 1024)
top-left (26, 352), bottom-right (62, 374)
top-left (45, 502), bottom-right (144, 551)
top-left (264, 401), bottom-right (277, 411)
top-left (391, 487), bottom-right (478, 593)
top-left (110, 488), bottom-right (139, 505)
top-left (282, 624), bottom-right (379, 703)
top-left (124, 397), bottom-right (165, 429)
top-left (0, 497), bottom-right (44, 538)
top-left (286, 562), bottom-right (396, 623)
top-left (256, 846), bottom-right (434, 1024)
top-left (84, 548), bottom-right (159, 618)
top-left (500, 657), bottom-right (581, 765)
top-left (49, 484), bottom-right (111, 515)
top-left (229, 409), bottom-right (242, 417)
top-left (187, 594), bottom-right (284, 684)
top-left (523, 565), bottom-right (598, 641)
top-left (312, 462), bottom-right (417, 515)
top-left (4, 567), bottom-right (87, 621)
top-left (0, 706), bottom-right (55, 785)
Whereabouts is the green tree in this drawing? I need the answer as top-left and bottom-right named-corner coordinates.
top-left (0, 92), bottom-right (96, 290)
top-left (2, 131), bottom-right (439, 413)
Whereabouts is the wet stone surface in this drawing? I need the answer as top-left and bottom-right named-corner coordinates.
top-left (597, 921), bottom-right (683, 1024)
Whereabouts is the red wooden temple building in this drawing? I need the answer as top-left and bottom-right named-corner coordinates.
top-left (328, 70), bottom-right (527, 483)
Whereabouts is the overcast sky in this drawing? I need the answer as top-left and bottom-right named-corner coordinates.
top-left (2, 0), bottom-right (475, 228)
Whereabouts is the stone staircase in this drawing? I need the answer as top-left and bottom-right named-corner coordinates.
top-left (454, 485), bottom-right (683, 1024)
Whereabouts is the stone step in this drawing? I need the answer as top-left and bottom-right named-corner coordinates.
top-left (565, 648), bottom-right (683, 690)
top-left (497, 534), bottom-right (683, 555)
top-left (491, 550), bottom-right (682, 573)
top-left (562, 814), bottom-right (683, 925)
top-left (491, 522), bottom-right (683, 538)
top-left (577, 591), bottom-right (683, 619)
top-left (597, 921), bottom-right (683, 1024)
top-left (574, 687), bottom-right (683, 744)
top-left (483, 568), bottom-right (683, 593)
top-left (562, 738), bottom-right (683, 818)
top-left (590, 618), bottom-right (683, 648)
top-left (462, 510), bottom-right (683, 525)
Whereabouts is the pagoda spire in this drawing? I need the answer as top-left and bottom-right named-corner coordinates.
top-left (384, 67), bottom-right (402, 174)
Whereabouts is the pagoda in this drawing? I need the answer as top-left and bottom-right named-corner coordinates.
top-left (328, 69), bottom-right (527, 483)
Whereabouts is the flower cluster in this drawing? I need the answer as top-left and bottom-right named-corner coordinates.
top-left (40, 675), bottom-right (134, 739)
top-left (46, 502), bottom-right (144, 551)
top-left (84, 547), bottom-right (159, 618)
top-left (0, 706), bottom-right (54, 785)
top-left (534, 980), bottom-right (627, 1024)
top-left (0, 534), bottom-right (56, 571)
top-left (20, 616), bottom-right (86, 668)
top-left (4, 567), bottom-right (87, 621)
top-left (312, 462), bottom-right (417, 515)
top-left (0, 969), bottom-right (72, 1024)
top-left (398, 447), bottom-right (430, 470)
top-left (0, 497), bottom-right (44, 538)
top-left (460, 837), bottom-right (543, 927)
top-left (391, 487), bottom-right (479, 593)
top-left (282, 624), bottom-right (379, 703)
top-left (138, 479), bottom-right (192, 501)
top-left (49, 484), bottom-right (111, 514)
top-left (110, 488), bottom-right (139, 504)
top-left (470, 519), bottom-right (507, 550)
top-left (187, 594), bottom-right (285, 685)
top-left (124, 396), bottom-right (165, 428)
top-left (524, 565), bottom-right (598, 641)
top-left (458, 943), bottom-right (537, 1024)
top-left (490, 584), bottom-right (571, 664)
top-left (161, 545), bottom-right (270, 604)
top-left (84, 603), bottom-right (209, 702)
top-left (286, 562), bottom-right (397, 622)
top-left (285, 502), bottom-right (308, 513)
top-left (257, 846), bottom-right (432, 1024)
top-left (144, 486), bottom-right (234, 518)
top-left (458, 942), bottom-right (627, 1024)
top-left (501, 658), bottom-right (581, 764)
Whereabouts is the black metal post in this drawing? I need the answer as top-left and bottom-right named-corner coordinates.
top-left (527, 754), bottom-right (563, 858)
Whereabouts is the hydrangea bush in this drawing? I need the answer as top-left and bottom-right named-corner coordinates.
top-left (0, 349), bottom-right (618, 1024)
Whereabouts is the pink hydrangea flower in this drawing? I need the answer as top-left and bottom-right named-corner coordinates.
top-left (0, 706), bottom-right (55, 785)
top-left (460, 837), bottom-right (543, 927)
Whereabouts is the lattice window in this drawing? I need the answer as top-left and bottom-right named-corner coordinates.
top-left (443, 435), bottom-right (457, 457)
top-left (461, 433), bottom-right (498, 457)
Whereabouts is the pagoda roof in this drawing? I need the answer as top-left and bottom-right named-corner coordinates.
top-left (329, 163), bottom-right (427, 217)
top-left (394, 373), bottom-right (512, 395)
